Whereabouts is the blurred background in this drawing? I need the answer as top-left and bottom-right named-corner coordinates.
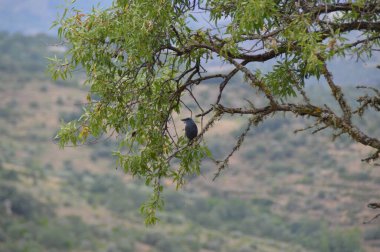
top-left (1, 1), bottom-right (380, 252)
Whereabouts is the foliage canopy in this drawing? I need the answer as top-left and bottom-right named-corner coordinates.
top-left (50, 0), bottom-right (380, 224)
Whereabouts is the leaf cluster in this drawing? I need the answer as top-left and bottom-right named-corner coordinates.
top-left (50, 0), bottom-right (380, 223)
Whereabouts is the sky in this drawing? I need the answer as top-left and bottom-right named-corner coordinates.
top-left (0, 0), bottom-right (112, 34)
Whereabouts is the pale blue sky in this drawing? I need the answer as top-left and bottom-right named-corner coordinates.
top-left (0, 0), bottom-right (113, 34)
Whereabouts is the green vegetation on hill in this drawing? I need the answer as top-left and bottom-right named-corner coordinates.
top-left (0, 32), bottom-right (54, 81)
top-left (0, 32), bottom-right (379, 252)
top-left (0, 32), bottom-right (78, 87)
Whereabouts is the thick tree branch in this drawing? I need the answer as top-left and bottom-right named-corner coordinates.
top-left (216, 103), bottom-right (380, 151)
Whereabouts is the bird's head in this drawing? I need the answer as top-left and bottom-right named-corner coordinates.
top-left (181, 118), bottom-right (194, 123)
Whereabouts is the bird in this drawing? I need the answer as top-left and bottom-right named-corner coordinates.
top-left (181, 117), bottom-right (198, 141)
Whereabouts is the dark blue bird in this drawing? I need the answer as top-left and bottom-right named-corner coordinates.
top-left (181, 118), bottom-right (198, 141)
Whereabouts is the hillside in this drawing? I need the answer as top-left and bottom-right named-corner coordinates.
top-left (1, 33), bottom-right (380, 252)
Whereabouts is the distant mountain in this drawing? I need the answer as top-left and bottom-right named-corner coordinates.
top-left (1, 0), bottom-right (379, 86)
top-left (0, 0), bottom-right (112, 34)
